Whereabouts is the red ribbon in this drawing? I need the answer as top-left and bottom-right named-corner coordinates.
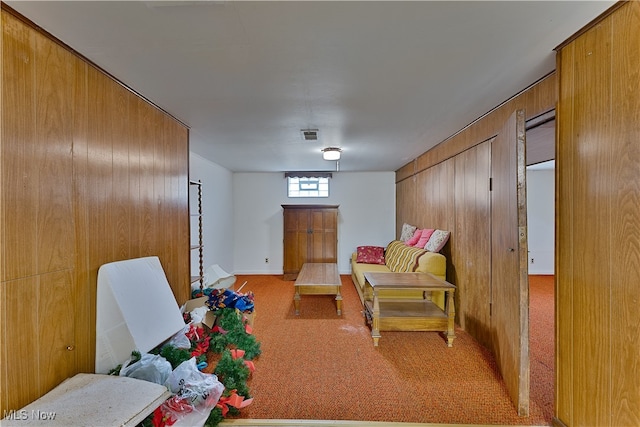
top-left (216, 390), bottom-right (254, 417)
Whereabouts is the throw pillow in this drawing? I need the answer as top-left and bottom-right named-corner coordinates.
top-left (404, 229), bottom-right (422, 246)
top-left (399, 223), bottom-right (417, 242)
top-left (425, 229), bottom-right (450, 252)
top-left (414, 228), bottom-right (435, 248)
top-left (356, 246), bottom-right (386, 265)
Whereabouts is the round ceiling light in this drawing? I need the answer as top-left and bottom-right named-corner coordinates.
top-left (322, 147), bottom-right (342, 161)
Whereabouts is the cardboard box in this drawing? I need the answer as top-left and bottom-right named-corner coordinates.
top-left (243, 310), bottom-right (255, 328)
top-left (182, 296), bottom-right (216, 329)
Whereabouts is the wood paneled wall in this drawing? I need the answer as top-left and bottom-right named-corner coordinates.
top-left (396, 74), bottom-right (556, 350)
top-left (555, 2), bottom-right (639, 426)
top-left (452, 140), bottom-right (491, 346)
top-left (1, 9), bottom-right (190, 412)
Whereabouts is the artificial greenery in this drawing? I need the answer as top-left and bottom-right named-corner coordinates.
top-left (149, 344), bottom-right (192, 370)
top-left (108, 350), bottom-right (141, 376)
top-left (215, 349), bottom-right (251, 397)
top-left (204, 407), bottom-right (225, 427)
top-left (209, 308), bottom-right (261, 360)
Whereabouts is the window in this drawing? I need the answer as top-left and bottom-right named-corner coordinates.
top-left (287, 176), bottom-right (329, 198)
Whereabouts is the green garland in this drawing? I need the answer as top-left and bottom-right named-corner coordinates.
top-left (150, 345), bottom-right (192, 370)
top-left (209, 308), bottom-right (261, 360)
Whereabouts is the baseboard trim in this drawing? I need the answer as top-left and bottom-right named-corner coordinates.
top-left (221, 420), bottom-right (550, 427)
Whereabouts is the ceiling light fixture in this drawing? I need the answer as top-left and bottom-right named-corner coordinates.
top-left (322, 147), bottom-right (342, 161)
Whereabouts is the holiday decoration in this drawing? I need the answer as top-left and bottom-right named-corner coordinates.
top-left (110, 288), bottom-right (260, 427)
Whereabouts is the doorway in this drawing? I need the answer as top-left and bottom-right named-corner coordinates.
top-left (525, 111), bottom-right (555, 421)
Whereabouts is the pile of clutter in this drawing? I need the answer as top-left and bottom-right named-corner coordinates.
top-left (111, 286), bottom-right (259, 427)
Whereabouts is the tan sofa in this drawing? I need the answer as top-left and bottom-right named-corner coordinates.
top-left (351, 240), bottom-right (446, 310)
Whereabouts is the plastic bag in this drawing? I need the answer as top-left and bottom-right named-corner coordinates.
top-left (163, 357), bottom-right (224, 427)
top-left (167, 324), bottom-right (191, 349)
top-left (119, 353), bottom-right (172, 385)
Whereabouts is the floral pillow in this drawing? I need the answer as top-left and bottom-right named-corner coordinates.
top-left (414, 228), bottom-right (435, 248)
top-left (399, 223), bottom-right (417, 242)
top-left (356, 246), bottom-right (386, 265)
top-left (404, 229), bottom-right (422, 246)
top-left (425, 229), bottom-right (450, 252)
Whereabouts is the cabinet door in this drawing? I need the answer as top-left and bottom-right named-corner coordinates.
top-left (283, 208), bottom-right (309, 279)
top-left (308, 208), bottom-right (337, 263)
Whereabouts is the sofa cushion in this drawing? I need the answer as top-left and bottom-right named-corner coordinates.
top-left (404, 229), bottom-right (422, 246)
top-left (351, 260), bottom-right (391, 291)
top-left (399, 223), bottom-right (417, 242)
top-left (414, 228), bottom-right (435, 248)
top-left (356, 246), bottom-right (385, 265)
top-left (425, 229), bottom-right (450, 252)
top-left (385, 240), bottom-right (426, 273)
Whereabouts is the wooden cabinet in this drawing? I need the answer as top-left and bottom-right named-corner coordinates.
top-left (282, 205), bottom-right (338, 280)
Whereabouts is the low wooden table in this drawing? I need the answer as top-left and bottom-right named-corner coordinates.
top-left (294, 263), bottom-right (342, 315)
top-left (363, 272), bottom-right (456, 347)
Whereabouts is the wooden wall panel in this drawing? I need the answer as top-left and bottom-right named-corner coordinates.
top-left (571, 19), bottom-right (612, 426)
top-left (164, 117), bottom-right (190, 304)
top-left (37, 270), bottom-right (76, 395)
top-left (609, 4), bottom-right (640, 425)
top-left (395, 175), bottom-right (416, 239)
top-left (34, 29), bottom-right (75, 275)
top-left (128, 93), bottom-right (142, 261)
top-left (2, 12), bottom-right (37, 281)
top-left (556, 2), bottom-right (640, 426)
top-left (112, 82), bottom-right (132, 263)
top-left (453, 141), bottom-right (491, 345)
top-left (555, 43), bottom-right (575, 426)
top-left (1, 8), bottom-right (190, 413)
top-left (72, 57), bottom-right (92, 374)
top-left (415, 159), bottom-right (455, 232)
top-left (139, 97), bottom-right (159, 259)
top-left (0, 6), bottom-right (4, 411)
top-left (3, 277), bottom-right (40, 410)
top-left (177, 126), bottom-right (190, 302)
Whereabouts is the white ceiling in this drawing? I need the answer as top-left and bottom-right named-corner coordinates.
top-left (6, 1), bottom-right (614, 173)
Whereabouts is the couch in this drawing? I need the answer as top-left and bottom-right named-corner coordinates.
top-left (351, 240), bottom-right (447, 310)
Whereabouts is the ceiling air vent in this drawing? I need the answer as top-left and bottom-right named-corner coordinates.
top-left (300, 129), bottom-right (319, 141)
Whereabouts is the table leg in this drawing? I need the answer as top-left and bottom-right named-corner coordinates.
top-left (371, 291), bottom-right (381, 346)
top-left (445, 289), bottom-right (456, 347)
top-left (294, 286), bottom-right (301, 315)
top-left (335, 286), bottom-right (343, 315)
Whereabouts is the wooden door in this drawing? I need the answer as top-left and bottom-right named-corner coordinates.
top-left (283, 208), bottom-right (309, 280)
top-left (308, 208), bottom-right (338, 263)
top-left (491, 109), bottom-right (530, 416)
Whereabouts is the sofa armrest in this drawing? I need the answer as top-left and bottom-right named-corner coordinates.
top-left (415, 251), bottom-right (446, 280)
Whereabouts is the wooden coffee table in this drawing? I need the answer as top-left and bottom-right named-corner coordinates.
top-left (294, 263), bottom-right (342, 315)
top-left (363, 271), bottom-right (456, 347)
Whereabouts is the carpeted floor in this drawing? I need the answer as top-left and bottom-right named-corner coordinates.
top-left (232, 274), bottom-right (554, 425)
top-left (528, 275), bottom-right (555, 424)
